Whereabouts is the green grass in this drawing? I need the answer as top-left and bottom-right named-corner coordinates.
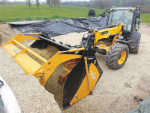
top-left (0, 4), bottom-right (103, 22)
top-left (141, 13), bottom-right (150, 25)
top-left (0, 4), bottom-right (149, 25)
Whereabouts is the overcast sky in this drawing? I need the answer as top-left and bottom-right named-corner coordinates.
top-left (62, 0), bottom-right (90, 1)
top-left (11, 0), bottom-right (90, 2)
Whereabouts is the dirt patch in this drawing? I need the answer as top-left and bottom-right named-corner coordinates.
top-left (0, 33), bottom-right (2, 45)
top-left (44, 63), bottom-right (67, 110)
top-left (29, 45), bottom-right (58, 60)
top-left (134, 96), bottom-right (143, 103)
top-left (0, 24), bottom-right (20, 45)
top-left (27, 45), bottom-right (58, 64)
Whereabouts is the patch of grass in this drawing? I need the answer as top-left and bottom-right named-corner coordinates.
top-left (0, 4), bottom-right (103, 22)
top-left (0, 4), bottom-right (149, 25)
top-left (141, 13), bottom-right (150, 25)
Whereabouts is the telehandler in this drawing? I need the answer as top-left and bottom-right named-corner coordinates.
top-left (81, 6), bottom-right (141, 69)
top-left (2, 6), bottom-right (141, 109)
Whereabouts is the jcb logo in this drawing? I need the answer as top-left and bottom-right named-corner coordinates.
top-left (90, 70), bottom-right (96, 80)
top-left (55, 57), bottom-right (59, 62)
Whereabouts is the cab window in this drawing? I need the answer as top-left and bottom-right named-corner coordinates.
top-left (108, 10), bottom-right (133, 32)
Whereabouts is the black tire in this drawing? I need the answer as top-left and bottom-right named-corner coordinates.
top-left (106, 43), bottom-right (129, 70)
top-left (130, 39), bottom-right (140, 54)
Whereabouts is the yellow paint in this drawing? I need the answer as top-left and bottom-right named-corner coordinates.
top-left (70, 63), bottom-right (101, 105)
top-left (15, 53), bottom-right (42, 75)
top-left (94, 60), bottom-right (96, 64)
top-left (28, 32), bottom-right (42, 35)
top-left (112, 34), bottom-right (119, 45)
top-left (118, 51), bottom-right (126, 65)
top-left (84, 57), bottom-right (90, 90)
top-left (93, 24), bottom-right (123, 45)
top-left (126, 10), bottom-right (132, 12)
top-left (93, 24), bottom-right (123, 54)
top-left (69, 48), bottom-right (85, 52)
top-left (3, 43), bottom-right (21, 57)
top-left (2, 34), bottom-right (39, 47)
top-left (97, 44), bottom-right (111, 52)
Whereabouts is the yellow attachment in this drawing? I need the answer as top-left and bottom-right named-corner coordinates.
top-left (2, 34), bottom-right (83, 86)
top-left (118, 51), bottom-right (126, 65)
top-left (2, 33), bottom-right (103, 109)
top-left (70, 61), bottom-right (101, 105)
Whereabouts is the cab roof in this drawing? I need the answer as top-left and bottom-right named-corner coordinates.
top-left (110, 7), bottom-right (137, 11)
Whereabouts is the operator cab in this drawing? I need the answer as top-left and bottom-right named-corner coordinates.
top-left (108, 7), bottom-right (141, 38)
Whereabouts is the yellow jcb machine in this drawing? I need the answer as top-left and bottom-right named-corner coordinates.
top-left (2, 6), bottom-right (141, 109)
top-left (81, 6), bottom-right (141, 69)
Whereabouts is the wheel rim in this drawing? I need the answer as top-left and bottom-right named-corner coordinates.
top-left (118, 51), bottom-right (126, 65)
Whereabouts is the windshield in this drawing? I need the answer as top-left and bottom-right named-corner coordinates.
top-left (108, 10), bottom-right (133, 32)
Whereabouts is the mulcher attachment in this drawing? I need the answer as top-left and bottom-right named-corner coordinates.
top-left (2, 33), bottom-right (103, 109)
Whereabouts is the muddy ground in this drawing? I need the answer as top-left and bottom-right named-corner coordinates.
top-left (0, 23), bottom-right (150, 113)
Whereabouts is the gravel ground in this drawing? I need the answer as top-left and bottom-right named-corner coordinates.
top-left (0, 23), bottom-right (150, 113)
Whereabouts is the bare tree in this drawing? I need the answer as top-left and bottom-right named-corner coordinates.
top-left (26, 0), bottom-right (31, 9)
top-left (52, 0), bottom-right (56, 6)
top-left (36, 0), bottom-right (39, 9)
top-left (2, 0), bottom-right (7, 5)
top-left (57, 0), bottom-right (61, 6)
top-left (47, 0), bottom-right (61, 7)
top-left (47, 0), bottom-right (52, 8)
top-left (61, 0), bottom-right (150, 9)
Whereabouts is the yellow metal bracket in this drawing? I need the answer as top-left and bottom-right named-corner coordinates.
top-left (84, 57), bottom-right (91, 90)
